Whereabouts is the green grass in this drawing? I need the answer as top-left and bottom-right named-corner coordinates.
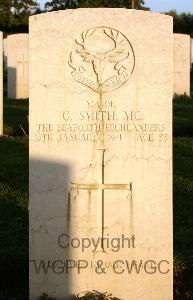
top-left (173, 97), bottom-right (193, 137)
top-left (3, 98), bottom-right (29, 136)
top-left (39, 291), bottom-right (121, 300)
top-left (0, 136), bottom-right (28, 299)
top-left (174, 137), bottom-right (193, 257)
top-left (173, 92), bottom-right (193, 299)
top-left (3, 69), bottom-right (29, 137)
top-left (173, 137), bottom-right (193, 299)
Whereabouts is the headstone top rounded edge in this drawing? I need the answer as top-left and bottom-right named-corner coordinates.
top-left (7, 33), bottom-right (29, 40)
top-left (29, 8), bottom-right (173, 22)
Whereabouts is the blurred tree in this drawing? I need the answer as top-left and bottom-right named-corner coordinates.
top-left (45, 0), bottom-right (146, 11)
top-left (45, 0), bottom-right (77, 10)
top-left (0, 0), bottom-right (39, 33)
top-left (78, 0), bottom-right (145, 8)
top-left (166, 10), bottom-right (193, 37)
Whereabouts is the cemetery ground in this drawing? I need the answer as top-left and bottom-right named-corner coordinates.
top-left (0, 83), bottom-right (193, 299)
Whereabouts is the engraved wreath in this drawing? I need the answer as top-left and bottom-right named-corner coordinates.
top-left (69, 27), bottom-right (135, 93)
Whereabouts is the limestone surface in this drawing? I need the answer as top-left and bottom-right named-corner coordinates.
top-left (174, 33), bottom-right (190, 96)
top-left (29, 9), bottom-right (173, 300)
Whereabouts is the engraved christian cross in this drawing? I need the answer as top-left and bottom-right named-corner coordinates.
top-left (70, 149), bottom-right (132, 249)
top-left (17, 53), bottom-right (28, 78)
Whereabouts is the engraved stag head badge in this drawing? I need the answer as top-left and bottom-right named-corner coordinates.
top-left (69, 27), bottom-right (135, 93)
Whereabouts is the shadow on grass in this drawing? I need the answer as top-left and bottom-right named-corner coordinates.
top-left (0, 137), bottom-right (28, 299)
top-left (173, 96), bottom-right (193, 137)
top-left (3, 98), bottom-right (29, 137)
top-left (174, 136), bottom-right (193, 299)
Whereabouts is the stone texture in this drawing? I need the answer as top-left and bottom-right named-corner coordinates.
top-left (191, 38), bottom-right (193, 65)
top-left (7, 34), bottom-right (29, 99)
top-left (29, 9), bottom-right (173, 300)
top-left (174, 33), bottom-right (190, 96)
top-left (0, 32), bottom-right (3, 135)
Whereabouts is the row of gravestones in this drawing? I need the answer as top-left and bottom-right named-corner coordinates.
top-left (0, 8), bottom-right (192, 300)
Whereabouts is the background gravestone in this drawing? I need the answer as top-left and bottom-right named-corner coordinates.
top-left (29, 9), bottom-right (173, 300)
top-left (3, 38), bottom-right (8, 70)
top-left (7, 34), bottom-right (29, 99)
top-left (174, 33), bottom-right (190, 96)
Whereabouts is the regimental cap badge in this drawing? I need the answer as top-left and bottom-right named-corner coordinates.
top-left (69, 27), bottom-right (135, 93)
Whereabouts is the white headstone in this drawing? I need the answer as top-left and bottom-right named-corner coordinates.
top-left (29, 9), bottom-right (173, 300)
top-left (3, 38), bottom-right (8, 70)
top-left (174, 33), bottom-right (190, 96)
top-left (7, 34), bottom-right (29, 99)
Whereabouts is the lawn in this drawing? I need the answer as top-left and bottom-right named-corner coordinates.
top-left (0, 93), bottom-right (29, 299)
top-left (0, 136), bottom-right (28, 299)
top-left (0, 94), bottom-right (193, 299)
top-left (173, 97), bottom-right (193, 299)
top-left (3, 98), bottom-right (29, 136)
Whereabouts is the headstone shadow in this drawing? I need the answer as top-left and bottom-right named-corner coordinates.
top-left (8, 67), bottom-right (16, 99)
top-left (30, 158), bottom-right (73, 299)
